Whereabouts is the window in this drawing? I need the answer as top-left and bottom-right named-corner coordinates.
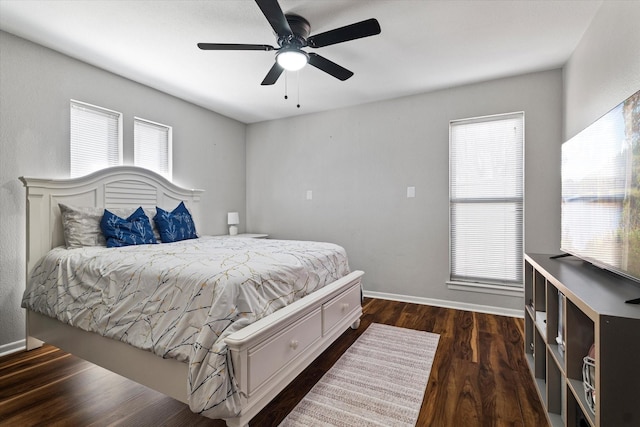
top-left (70, 100), bottom-right (122, 178)
top-left (134, 117), bottom-right (172, 180)
top-left (449, 112), bottom-right (524, 292)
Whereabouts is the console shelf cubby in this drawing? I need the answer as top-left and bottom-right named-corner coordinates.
top-left (524, 253), bottom-right (640, 427)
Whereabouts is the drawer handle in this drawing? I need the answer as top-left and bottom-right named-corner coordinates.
top-left (341, 303), bottom-right (350, 311)
top-left (290, 339), bottom-right (299, 350)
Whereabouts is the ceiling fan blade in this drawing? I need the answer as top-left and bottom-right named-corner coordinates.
top-left (197, 43), bottom-right (275, 51)
top-left (255, 0), bottom-right (292, 37)
top-left (261, 62), bottom-right (284, 85)
top-left (307, 18), bottom-right (381, 48)
top-left (307, 53), bottom-right (353, 81)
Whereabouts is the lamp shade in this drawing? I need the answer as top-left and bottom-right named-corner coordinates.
top-left (276, 49), bottom-right (308, 71)
top-left (227, 212), bottom-right (240, 225)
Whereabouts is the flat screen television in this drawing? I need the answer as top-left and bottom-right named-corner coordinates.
top-left (561, 89), bottom-right (640, 284)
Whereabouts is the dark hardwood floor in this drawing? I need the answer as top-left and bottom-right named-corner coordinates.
top-left (0, 298), bottom-right (548, 426)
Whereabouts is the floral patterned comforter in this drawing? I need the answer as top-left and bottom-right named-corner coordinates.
top-left (22, 236), bottom-right (350, 418)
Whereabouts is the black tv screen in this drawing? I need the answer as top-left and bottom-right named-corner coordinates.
top-left (561, 89), bottom-right (640, 283)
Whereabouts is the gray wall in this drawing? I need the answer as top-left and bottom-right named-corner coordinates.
top-left (0, 31), bottom-right (246, 352)
top-left (246, 69), bottom-right (563, 312)
top-left (563, 1), bottom-right (640, 139)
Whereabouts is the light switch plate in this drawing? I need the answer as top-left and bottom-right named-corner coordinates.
top-left (407, 186), bottom-right (416, 198)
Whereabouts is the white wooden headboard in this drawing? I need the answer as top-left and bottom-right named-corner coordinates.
top-left (20, 166), bottom-right (204, 274)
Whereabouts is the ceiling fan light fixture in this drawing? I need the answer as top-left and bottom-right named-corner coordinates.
top-left (276, 49), bottom-right (308, 71)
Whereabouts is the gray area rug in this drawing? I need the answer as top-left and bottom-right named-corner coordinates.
top-left (279, 323), bottom-right (440, 426)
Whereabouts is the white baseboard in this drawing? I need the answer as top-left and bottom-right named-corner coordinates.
top-left (0, 339), bottom-right (26, 357)
top-left (363, 290), bottom-right (524, 318)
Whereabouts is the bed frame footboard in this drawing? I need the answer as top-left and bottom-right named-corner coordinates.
top-left (223, 270), bottom-right (363, 427)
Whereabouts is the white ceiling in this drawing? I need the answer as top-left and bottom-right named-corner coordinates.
top-left (0, 0), bottom-right (603, 124)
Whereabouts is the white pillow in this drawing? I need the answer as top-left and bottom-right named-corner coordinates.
top-left (59, 204), bottom-right (160, 248)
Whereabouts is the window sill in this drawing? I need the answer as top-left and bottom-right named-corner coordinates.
top-left (447, 280), bottom-right (524, 297)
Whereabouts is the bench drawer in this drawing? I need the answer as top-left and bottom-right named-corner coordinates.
top-left (322, 283), bottom-right (361, 335)
top-left (247, 308), bottom-right (322, 394)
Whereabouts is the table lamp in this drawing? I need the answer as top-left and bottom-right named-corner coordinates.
top-left (227, 212), bottom-right (239, 236)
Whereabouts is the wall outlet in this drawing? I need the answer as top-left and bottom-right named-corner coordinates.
top-left (306, 190), bottom-right (313, 200)
top-left (407, 186), bottom-right (416, 198)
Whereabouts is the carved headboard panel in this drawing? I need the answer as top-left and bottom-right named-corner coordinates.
top-left (20, 166), bottom-right (204, 274)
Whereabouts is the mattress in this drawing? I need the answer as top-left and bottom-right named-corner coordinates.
top-left (22, 236), bottom-right (350, 418)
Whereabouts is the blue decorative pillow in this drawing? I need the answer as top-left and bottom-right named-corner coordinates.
top-left (101, 207), bottom-right (158, 248)
top-left (154, 201), bottom-right (198, 243)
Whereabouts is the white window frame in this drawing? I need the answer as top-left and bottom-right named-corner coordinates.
top-left (70, 100), bottom-right (123, 178)
top-left (133, 117), bottom-right (173, 181)
top-left (447, 111), bottom-right (525, 297)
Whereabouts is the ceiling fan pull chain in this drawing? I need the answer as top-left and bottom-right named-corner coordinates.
top-left (284, 71), bottom-right (288, 100)
top-left (297, 71), bottom-right (301, 108)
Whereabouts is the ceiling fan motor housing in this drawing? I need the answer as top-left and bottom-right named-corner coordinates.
top-left (278, 14), bottom-right (311, 49)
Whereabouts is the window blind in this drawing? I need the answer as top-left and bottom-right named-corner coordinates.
top-left (70, 100), bottom-right (122, 178)
top-left (449, 112), bottom-right (524, 287)
top-left (134, 117), bottom-right (172, 180)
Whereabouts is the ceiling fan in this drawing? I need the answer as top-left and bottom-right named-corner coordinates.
top-left (197, 0), bottom-right (381, 85)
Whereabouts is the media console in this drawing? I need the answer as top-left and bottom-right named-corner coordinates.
top-left (524, 253), bottom-right (640, 427)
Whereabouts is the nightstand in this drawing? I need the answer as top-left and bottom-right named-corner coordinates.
top-left (226, 233), bottom-right (269, 239)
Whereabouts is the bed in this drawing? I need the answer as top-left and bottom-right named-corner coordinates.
top-left (20, 166), bottom-right (363, 427)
